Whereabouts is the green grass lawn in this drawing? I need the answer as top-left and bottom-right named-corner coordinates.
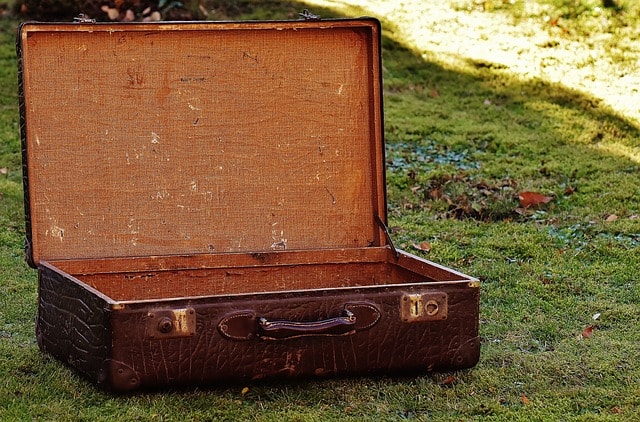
top-left (1, 1), bottom-right (639, 420)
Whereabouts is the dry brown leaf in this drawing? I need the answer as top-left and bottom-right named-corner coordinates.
top-left (439, 374), bottom-right (456, 386)
top-left (429, 188), bottom-right (442, 200)
top-left (241, 386), bottom-right (250, 396)
top-left (582, 325), bottom-right (594, 338)
top-left (605, 214), bottom-right (618, 222)
top-left (518, 191), bottom-right (553, 208)
top-left (540, 274), bottom-right (554, 285)
top-left (521, 393), bottom-right (530, 405)
top-left (412, 241), bottom-right (431, 253)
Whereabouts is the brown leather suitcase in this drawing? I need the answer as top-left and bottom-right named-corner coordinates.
top-left (18, 18), bottom-right (480, 391)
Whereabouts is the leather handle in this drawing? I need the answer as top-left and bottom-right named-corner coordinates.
top-left (218, 303), bottom-right (381, 342)
top-left (257, 310), bottom-right (356, 340)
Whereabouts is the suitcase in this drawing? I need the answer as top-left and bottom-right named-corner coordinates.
top-left (17, 18), bottom-right (480, 391)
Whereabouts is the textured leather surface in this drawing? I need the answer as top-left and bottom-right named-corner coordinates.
top-left (37, 263), bottom-right (479, 391)
top-left (16, 26), bottom-right (36, 269)
top-left (108, 285), bottom-right (479, 389)
top-left (37, 264), bottom-right (112, 385)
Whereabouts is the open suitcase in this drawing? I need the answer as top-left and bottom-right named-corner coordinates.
top-left (17, 18), bottom-right (480, 391)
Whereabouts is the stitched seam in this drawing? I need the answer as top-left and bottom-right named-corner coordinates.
top-left (218, 312), bottom-right (254, 341)
top-left (347, 304), bottom-right (381, 330)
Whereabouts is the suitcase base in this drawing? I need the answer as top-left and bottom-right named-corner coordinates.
top-left (37, 247), bottom-right (479, 391)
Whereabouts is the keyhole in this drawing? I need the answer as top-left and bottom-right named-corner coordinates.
top-left (425, 300), bottom-right (439, 316)
top-left (157, 317), bottom-right (173, 333)
top-left (409, 297), bottom-right (423, 317)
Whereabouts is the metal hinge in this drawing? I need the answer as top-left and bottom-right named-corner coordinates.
top-left (73, 14), bottom-right (96, 23)
top-left (375, 215), bottom-right (399, 259)
top-left (298, 9), bottom-right (321, 20)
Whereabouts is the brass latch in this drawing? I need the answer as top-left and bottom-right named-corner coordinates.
top-left (401, 292), bottom-right (448, 323)
top-left (146, 307), bottom-right (196, 339)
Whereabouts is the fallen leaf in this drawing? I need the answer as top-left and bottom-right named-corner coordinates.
top-left (611, 406), bottom-right (621, 414)
top-left (518, 191), bottom-right (553, 208)
top-left (241, 386), bottom-right (250, 396)
top-left (429, 188), bottom-right (442, 200)
top-left (0, 167), bottom-right (7, 175)
top-left (592, 313), bottom-right (601, 321)
top-left (564, 185), bottom-right (577, 196)
top-left (540, 274), bottom-right (554, 285)
top-left (582, 325), bottom-right (594, 338)
top-left (605, 214), bottom-right (618, 222)
top-left (521, 393), bottom-right (530, 405)
top-left (412, 241), bottom-right (431, 253)
top-left (439, 374), bottom-right (456, 386)
top-left (429, 88), bottom-right (440, 98)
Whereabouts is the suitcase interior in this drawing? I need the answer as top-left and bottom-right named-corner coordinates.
top-left (45, 247), bottom-right (473, 303)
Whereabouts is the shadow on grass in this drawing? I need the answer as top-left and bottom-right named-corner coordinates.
top-left (304, 2), bottom-right (640, 221)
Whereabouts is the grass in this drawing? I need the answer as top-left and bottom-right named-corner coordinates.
top-left (1, 0), bottom-right (639, 420)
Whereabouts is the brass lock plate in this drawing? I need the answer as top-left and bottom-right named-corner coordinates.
top-left (146, 307), bottom-right (196, 339)
top-left (401, 292), bottom-right (448, 323)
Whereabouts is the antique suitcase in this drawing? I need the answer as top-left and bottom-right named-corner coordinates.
top-left (18, 18), bottom-right (480, 391)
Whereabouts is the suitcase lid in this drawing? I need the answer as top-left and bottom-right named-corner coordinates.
top-left (18, 19), bottom-right (387, 266)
